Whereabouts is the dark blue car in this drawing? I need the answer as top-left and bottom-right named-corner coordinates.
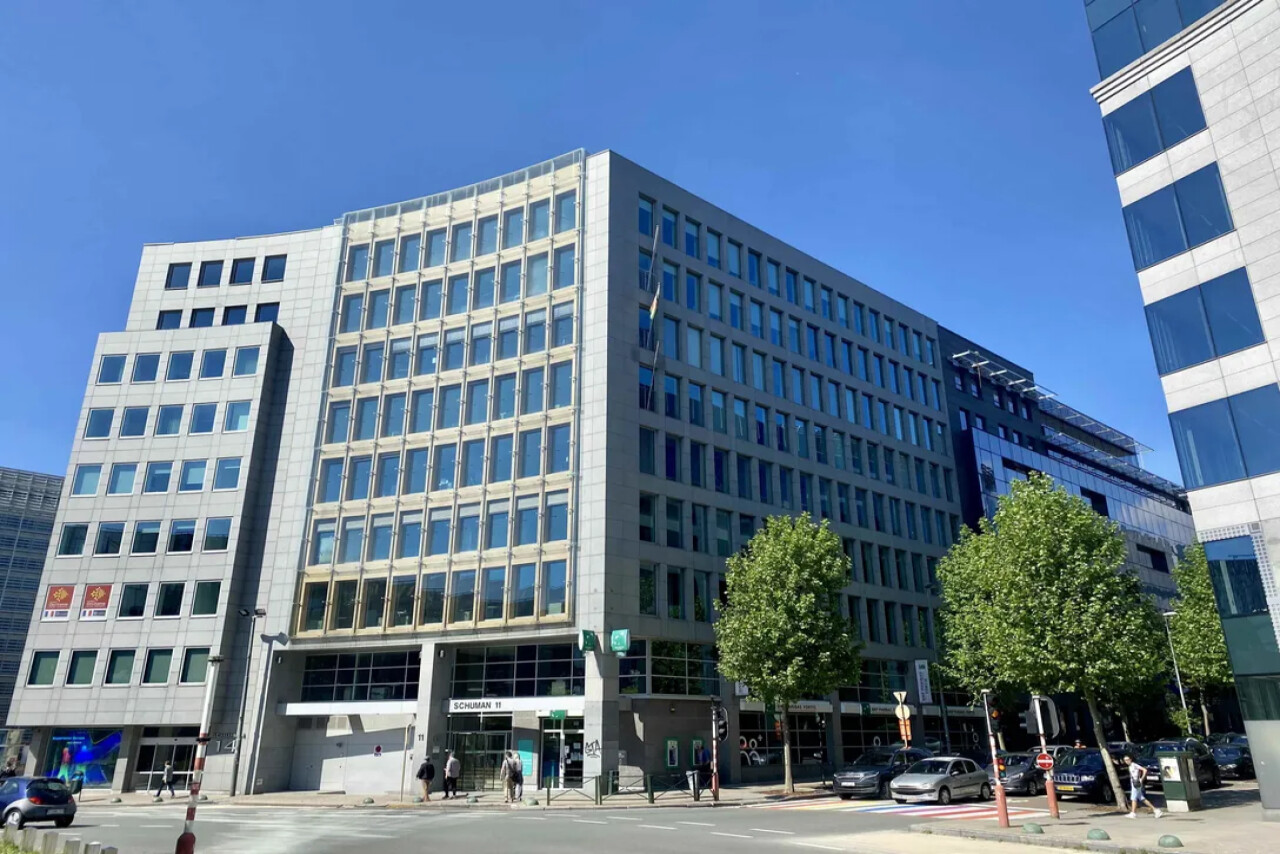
top-left (0, 777), bottom-right (76, 829)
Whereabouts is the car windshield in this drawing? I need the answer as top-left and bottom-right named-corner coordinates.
top-left (1056, 750), bottom-right (1102, 769)
top-left (1212, 747), bottom-right (1243, 760)
top-left (1139, 742), bottom-right (1183, 757)
top-left (851, 751), bottom-right (895, 767)
top-left (907, 760), bottom-right (952, 776)
top-left (1002, 753), bottom-right (1032, 766)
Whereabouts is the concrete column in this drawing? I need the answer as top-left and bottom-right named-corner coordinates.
top-left (110, 727), bottom-right (139, 793)
top-left (582, 648), bottom-right (619, 783)
top-left (415, 640), bottom-right (451, 765)
top-left (22, 728), bottom-right (50, 777)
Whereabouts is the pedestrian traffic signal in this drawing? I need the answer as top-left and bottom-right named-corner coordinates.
top-left (990, 708), bottom-right (1000, 721)
top-left (715, 706), bottom-right (728, 743)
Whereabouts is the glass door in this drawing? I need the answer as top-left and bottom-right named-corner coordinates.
top-left (540, 717), bottom-right (584, 788)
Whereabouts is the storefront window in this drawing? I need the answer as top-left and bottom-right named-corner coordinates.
top-left (450, 644), bottom-right (585, 699)
top-left (300, 651), bottom-right (421, 702)
top-left (43, 729), bottom-right (123, 788)
top-left (739, 712), bottom-right (827, 771)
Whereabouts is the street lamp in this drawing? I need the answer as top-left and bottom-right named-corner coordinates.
top-left (229, 608), bottom-right (266, 797)
top-left (1162, 610), bottom-right (1191, 731)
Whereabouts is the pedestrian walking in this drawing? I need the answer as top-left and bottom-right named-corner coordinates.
top-left (416, 756), bottom-right (435, 802)
top-left (500, 751), bottom-right (515, 803)
top-left (0, 758), bottom-right (17, 780)
top-left (511, 751), bottom-right (524, 801)
top-left (1122, 756), bottom-right (1163, 819)
top-left (154, 761), bottom-right (176, 799)
top-left (443, 750), bottom-right (461, 799)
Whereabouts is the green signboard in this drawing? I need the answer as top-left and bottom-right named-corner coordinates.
top-left (579, 629), bottom-right (598, 652)
top-left (549, 710), bottom-right (567, 721)
top-left (610, 628), bottom-right (631, 653)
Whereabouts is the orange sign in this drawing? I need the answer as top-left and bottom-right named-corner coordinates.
top-left (44, 585), bottom-right (74, 609)
top-left (84, 584), bottom-right (112, 607)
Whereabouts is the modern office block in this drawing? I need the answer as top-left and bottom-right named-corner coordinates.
top-left (0, 468), bottom-right (61, 740)
top-left (6, 147), bottom-right (1185, 795)
top-left (1081, 0), bottom-right (1280, 817)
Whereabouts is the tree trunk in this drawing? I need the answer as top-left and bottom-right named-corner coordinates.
top-left (1084, 687), bottom-right (1128, 812)
top-left (1121, 714), bottom-right (1132, 744)
top-left (1201, 699), bottom-right (1211, 737)
top-left (781, 704), bottom-right (794, 794)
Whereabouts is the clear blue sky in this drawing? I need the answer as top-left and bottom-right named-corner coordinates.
top-left (0, 1), bottom-right (1180, 481)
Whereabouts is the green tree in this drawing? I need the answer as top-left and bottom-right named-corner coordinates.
top-left (937, 473), bottom-right (1166, 809)
top-left (1167, 544), bottom-right (1233, 735)
top-left (715, 516), bottom-right (861, 792)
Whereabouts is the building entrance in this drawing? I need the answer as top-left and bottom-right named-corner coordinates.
top-left (446, 714), bottom-right (511, 792)
top-left (134, 731), bottom-right (198, 794)
top-left (539, 717), bottom-right (584, 788)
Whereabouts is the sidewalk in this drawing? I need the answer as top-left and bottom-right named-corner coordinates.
top-left (73, 779), bottom-right (832, 810)
top-left (913, 786), bottom-right (1267, 854)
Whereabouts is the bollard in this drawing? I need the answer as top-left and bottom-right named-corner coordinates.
top-left (84, 844), bottom-right (101, 854)
top-left (524, 796), bottom-right (539, 806)
top-left (361, 797), bottom-right (374, 805)
top-left (1157, 836), bottom-right (1183, 849)
top-left (1022, 823), bottom-right (1044, 834)
top-left (466, 794), bottom-right (477, 804)
top-left (100, 848), bottom-right (118, 854)
top-left (62, 840), bottom-right (83, 854)
top-left (1087, 829), bottom-right (1111, 841)
top-left (646, 775), bottom-right (654, 805)
top-left (594, 775), bottom-right (602, 806)
top-left (21, 827), bottom-right (38, 849)
top-left (39, 830), bottom-right (61, 854)
top-left (3, 824), bottom-right (17, 843)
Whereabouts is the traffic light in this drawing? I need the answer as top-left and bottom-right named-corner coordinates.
top-left (990, 707), bottom-right (1000, 722)
top-left (1018, 711), bottom-right (1031, 733)
top-left (715, 706), bottom-right (728, 742)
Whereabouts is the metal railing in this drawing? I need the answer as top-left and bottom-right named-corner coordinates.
top-left (535, 772), bottom-right (705, 805)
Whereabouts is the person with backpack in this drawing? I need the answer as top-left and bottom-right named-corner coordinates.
top-left (500, 751), bottom-right (516, 804)
top-left (1122, 755), bottom-right (1163, 819)
top-left (511, 750), bottom-right (524, 801)
top-left (416, 756), bottom-right (436, 801)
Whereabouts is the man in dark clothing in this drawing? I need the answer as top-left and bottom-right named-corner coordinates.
top-left (416, 757), bottom-right (435, 801)
top-left (0, 758), bottom-right (17, 780)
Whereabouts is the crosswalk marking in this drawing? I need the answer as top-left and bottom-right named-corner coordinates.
top-left (750, 797), bottom-right (1049, 822)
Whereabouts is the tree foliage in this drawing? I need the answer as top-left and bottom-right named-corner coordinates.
top-left (715, 516), bottom-right (861, 791)
top-left (1168, 543), bottom-right (1233, 734)
top-left (937, 473), bottom-right (1166, 807)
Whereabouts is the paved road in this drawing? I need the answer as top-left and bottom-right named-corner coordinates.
top-left (53, 791), bottom-right (1057, 854)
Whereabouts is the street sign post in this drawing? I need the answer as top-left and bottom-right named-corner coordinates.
top-left (981, 690), bottom-right (1010, 829)
top-left (1032, 694), bottom-right (1060, 819)
top-left (893, 692), bottom-right (911, 746)
top-left (709, 699), bottom-right (725, 802)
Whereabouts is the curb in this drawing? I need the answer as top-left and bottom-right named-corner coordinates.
top-left (910, 822), bottom-right (1210, 854)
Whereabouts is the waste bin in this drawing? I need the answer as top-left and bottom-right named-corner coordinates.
top-left (1156, 751), bottom-right (1202, 813)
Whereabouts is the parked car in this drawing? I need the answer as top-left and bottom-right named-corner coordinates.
top-left (1106, 741), bottom-right (1140, 756)
top-left (1211, 745), bottom-right (1255, 780)
top-left (990, 751), bottom-right (1047, 796)
top-left (891, 757), bottom-right (992, 805)
top-left (1042, 744), bottom-right (1076, 761)
top-left (954, 747), bottom-right (996, 770)
top-left (1135, 739), bottom-right (1220, 789)
top-left (1207, 732), bottom-right (1247, 747)
top-left (833, 748), bottom-right (932, 800)
top-left (1052, 748), bottom-right (1131, 805)
top-left (0, 777), bottom-right (76, 829)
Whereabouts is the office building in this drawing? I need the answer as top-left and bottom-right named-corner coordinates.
top-left (0, 467), bottom-right (61, 744)
top-left (1082, 0), bottom-right (1280, 816)
top-left (939, 328), bottom-right (1192, 610)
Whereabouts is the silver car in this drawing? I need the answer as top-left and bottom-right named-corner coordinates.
top-left (890, 756), bottom-right (992, 805)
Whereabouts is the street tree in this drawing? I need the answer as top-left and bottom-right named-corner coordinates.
top-left (1167, 543), bottom-right (1233, 735)
top-left (715, 515), bottom-right (861, 793)
top-left (937, 473), bottom-right (1166, 809)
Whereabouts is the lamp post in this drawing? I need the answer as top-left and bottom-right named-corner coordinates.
top-left (1162, 610), bottom-right (1191, 732)
top-left (229, 608), bottom-right (266, 797)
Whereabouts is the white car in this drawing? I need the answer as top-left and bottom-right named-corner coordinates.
top-left (889, 756), bottom-right (992, 805)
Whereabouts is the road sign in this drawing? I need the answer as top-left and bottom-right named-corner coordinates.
top-left (550, 710), bottom-right (567, 721)
top-left (892, 691), bottom-right (908, 704)
top-left (1036, 753), bottom-right (1054, 771)
top-left (894, 705), bottom-right (910, 721)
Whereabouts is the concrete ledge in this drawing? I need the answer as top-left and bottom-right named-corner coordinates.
top-left (910, 823), bottom-right (1211, 854)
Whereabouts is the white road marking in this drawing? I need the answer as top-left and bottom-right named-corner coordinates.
top-left (712, 832), bottom-right (754, 839)
top-left (790, 843), bottom-right (843, 852)
top-left (510, 816), bottom-right (546, 821)
top-left (639, 824), bottom-right (677, 830)
top-left (678, 821), bottom-right (715, 826)
top-left (607, 815), bottom-right (643, 821)
top-left (752, 828), bottom-right (795, 835)
top-left (574, 819), bottom-right (608, 825)
top-left (141, 824), bottom-right (172, 828)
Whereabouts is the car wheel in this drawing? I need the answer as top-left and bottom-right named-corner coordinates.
top-left (1212, 770), bottom-right (1221, 789)
top-left (980, 783), bottom-right (992, 801)
top-left (937, 787), bottom-right (952, 806)
top-left (54, 817), bottom-right (73, 829)
top-left (839, 794), bottom-right (852, 801)
top-left (3, 810), bottom-right (22, 830)
top-left (894, 798), bottom-right (906, 804)
top-left (1029, 778), bottom-right (1041, 797)
top-left (876, 779), bottom-right (889, 800)
top-left (1100, 785), bottom-right (1116, 806)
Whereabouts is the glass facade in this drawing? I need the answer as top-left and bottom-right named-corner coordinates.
top-left (1104, 67), bottom-right (1205, 174)
top-left (1086, 0), bottom-right (1227, 78)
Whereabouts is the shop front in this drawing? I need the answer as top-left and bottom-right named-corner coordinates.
top-left (41, 729), bottom-right (124, 789)
top-left (445, 697), bottom-right (586, 790)
top-left (737, 700), bottom-right (833, 784)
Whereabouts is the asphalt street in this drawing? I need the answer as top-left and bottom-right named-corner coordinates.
top-left (47, 791), bottom-right (1060, 854)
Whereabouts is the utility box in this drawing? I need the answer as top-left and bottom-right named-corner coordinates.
top-left (1157, 751), bottom-right (1202, 813)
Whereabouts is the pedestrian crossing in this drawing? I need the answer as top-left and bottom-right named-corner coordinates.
top-left (750, 797), bottom-right (1049, 821)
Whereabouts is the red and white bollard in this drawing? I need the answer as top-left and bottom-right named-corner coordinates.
top-left (176, 655), bottom-right (223, 854)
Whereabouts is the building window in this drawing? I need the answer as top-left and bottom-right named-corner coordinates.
top-left (204, 517), bottom-right (232, 551)
top-left (230, 258), bottom-right (255, 284)
top-left (180, 648), bottom-right (210, 684)
top-left (192, 581), bottom-right (220, 616)
top-left (1124, 163), bottom-right (1233, 270)
top-left (164, 263), bottom-right (191, 290)
top-left (143, 649), bottom-right (173, 684)
top-left (1204, 536), bottom-right (1268, 617)
top-left (255, 302), bottom-right (279, 323)
top-left (168, 520), bottom-right (197, 553)
top-left (27, 652), bottom-right (59, 686)
top-left (1170, 384), bottom-right (1280, 488)
top-left (1088, 0), bottom-right (1225, 79)
top-left (156, 310), bottom-right (182, 330)
top-left (198, 260), bottom-right (222, 287)
top-left (262, 254), bottom-right (287, 281)
top-left (1105, 68), bottom-right (1205, 174)
top-left (105, 650), bottom-right (135, 685)
top-left (1146, 268), bottom-right (1264, 374)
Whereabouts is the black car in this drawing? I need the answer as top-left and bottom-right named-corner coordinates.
top-left (1135, 739), bottom-right (1220, 789)
top-left (1052, 748), bottom-right (1131, 805)
top-left (832, 748), bottom-right (932, 800)
top-left (990, 751), bottom-right (1047, 796)
top-left (1207, 732), bottom-right (1247, 747)
top-left (1211, 745), bottom-right (1255, 779)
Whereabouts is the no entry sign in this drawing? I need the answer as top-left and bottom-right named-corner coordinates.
top-left (1036, 753), bottom-right (1054, 771)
